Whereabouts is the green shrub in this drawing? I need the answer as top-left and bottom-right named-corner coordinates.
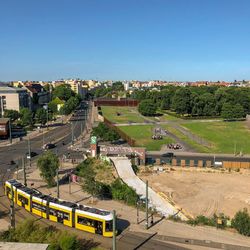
top-left (111, 178), bottom-right (139, 206)
top-left (232, 208), bottom-right (250, 236)
top-left (0, 219), bottom-right (89, 249)
top-left (187, 214), bottom-right (229, 229)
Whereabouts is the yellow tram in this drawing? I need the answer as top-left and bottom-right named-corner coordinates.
top-left (5, 179), bottom-right (113, 237)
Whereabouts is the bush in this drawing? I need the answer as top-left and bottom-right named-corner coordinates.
top-left (188, 215), bottom-right (217, 227)
top-left (187, 214), bottom-right (229, 229)
top-left (111, 178), bottom-right (139, 206)
top-left (232, 208), bottom-right (250, 236)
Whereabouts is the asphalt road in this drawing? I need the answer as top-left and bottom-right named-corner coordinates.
top-left (0, 108), bottom-right (88, 181)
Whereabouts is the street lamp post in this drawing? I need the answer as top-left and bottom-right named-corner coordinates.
top-left (9, 119), bottom-right (12, 144)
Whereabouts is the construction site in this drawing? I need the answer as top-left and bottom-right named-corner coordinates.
top-left (139, 167), bottom-right (250, 218)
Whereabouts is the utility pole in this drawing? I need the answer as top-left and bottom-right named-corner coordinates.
top-left (69, 174), bottom-right (71, 194)
top-left (10, 184), bottom-right (15, 229)
top-left (28, 137), bottom-right (31, 168)
top-left (9, 119), bottom-right (12, 144)
top-left (112, 210), bottom-right (116, 250)
top-left (80, 119), bottom-right (83, 135)
top-left (23, 157), bottom-right (27, 186)
top-left (71, 122), bottom-right (74, 145)
top-left (145, 180), bottom-right (149, 230)
top-left (137, 200), bottom-right (139, 224)
top-left (57, 168), bottom-right (60, 198)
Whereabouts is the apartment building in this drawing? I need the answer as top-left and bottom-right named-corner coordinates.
top-left (65, 79), bottom-right (88, 98)
top-left (0, 86), bottom-right (30, 116)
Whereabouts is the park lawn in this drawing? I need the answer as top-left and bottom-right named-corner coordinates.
top-left (119, 125), bottom-right (175, 151)
top-left (101, 106), bottom-right (145, 123)
top-left (182, 121), bottom-right (250, 154)
top-left (162, 125), bottom-right (211, 153)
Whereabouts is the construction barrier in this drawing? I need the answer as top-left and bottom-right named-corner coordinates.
top-left (223, 161), bottom-right (250, 169)
top-left (161, 158), bottom-right (250, 169)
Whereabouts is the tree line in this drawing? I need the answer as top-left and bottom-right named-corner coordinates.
top-left (132, 86), bottom-right (250, 119)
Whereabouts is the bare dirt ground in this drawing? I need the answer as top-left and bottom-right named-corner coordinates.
top-left (140, 168), bottom-right (250, 218)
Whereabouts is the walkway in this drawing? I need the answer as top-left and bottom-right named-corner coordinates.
top-left (110, 156), bottom-right (188, 220)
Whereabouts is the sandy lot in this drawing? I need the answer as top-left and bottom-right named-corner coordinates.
top-left (140, 169), bottom-right (250, 218)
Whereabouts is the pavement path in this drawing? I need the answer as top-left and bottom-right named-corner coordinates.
top-left (110, 156), bottom-right (188, 220)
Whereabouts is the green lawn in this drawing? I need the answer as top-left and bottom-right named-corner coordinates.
top-left (119, 125), bottom-right (175, 150)
top-left (182, 121), bottom-right (250, 154)
top-left (101, 106), bottom-right (145, 123)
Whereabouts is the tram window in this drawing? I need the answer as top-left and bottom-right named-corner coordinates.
top-left (49, 208), bottom-right (69, 220)
top-left (32, 202), bottom-right (46, 212)
top-left (63, 212), bottom-right (70, 220)
top-left (78, 216), bottom-right (95, 227)
top-left (18, 194), bottom-right (28, 205)
top-left (49, 208), bottom-right (57, 216)
top-left (105, 220), bottom-right (113, 232)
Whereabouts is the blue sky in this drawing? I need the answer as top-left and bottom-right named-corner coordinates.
top-left (1, 0), bottom-right (250, 81)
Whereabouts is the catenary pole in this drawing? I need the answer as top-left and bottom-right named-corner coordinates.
top-left (10, 184), bottom-right (15, 229)
top-left (112, 210), bottom-right (116, 250)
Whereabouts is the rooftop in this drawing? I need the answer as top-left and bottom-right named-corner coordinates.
top-left (0, 86), bottom-right (27, 93)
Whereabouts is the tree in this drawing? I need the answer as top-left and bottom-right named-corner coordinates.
top-left (48, 101), bottom-right (58, 114)
top-left (233, 104), bottom-right (246, 119)
top-left (20, 108), bottom-right (33, 127)
top-left (221, 103), bottom-right (245, 120)
top-left (60, 96), bottom-right (80, 115)
top-left (3, 109), bottom-right (19, 122)
top-left (91, 122), bottom-right (120, 141)
top-left (138, 99), bottom-right (157, 116)
top-left (52, 84), bottom-right (75, 101)
top-left (35, 108), bottom-right (47, 125)
top-left (171, 88), bottom-right (192, 115)
top-left (37, 151), bottom-right (59, 187)
top-left (232, 208), bottom-right (250, 236)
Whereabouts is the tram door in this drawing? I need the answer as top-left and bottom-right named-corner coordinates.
top-left (95, 221), bottom-right (103, 235)
top-left (57, 211), bottom-right (64, 223)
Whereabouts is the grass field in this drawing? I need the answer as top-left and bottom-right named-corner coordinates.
top-left (162, 124), bottom-right (211, 153)
top-left (101, 106), bottom-right (145, 123)
top-left (182, 121), bottom-right (250, 154)
top-left (119, 125), bottom-right (174, 150)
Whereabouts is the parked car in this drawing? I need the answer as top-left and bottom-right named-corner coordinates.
top-left (42, 143), bottom-right (56, 150)
top-left (26, 151), bottom-right (38, 159)
top-left (161, 152), bottom-right (174, 158)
